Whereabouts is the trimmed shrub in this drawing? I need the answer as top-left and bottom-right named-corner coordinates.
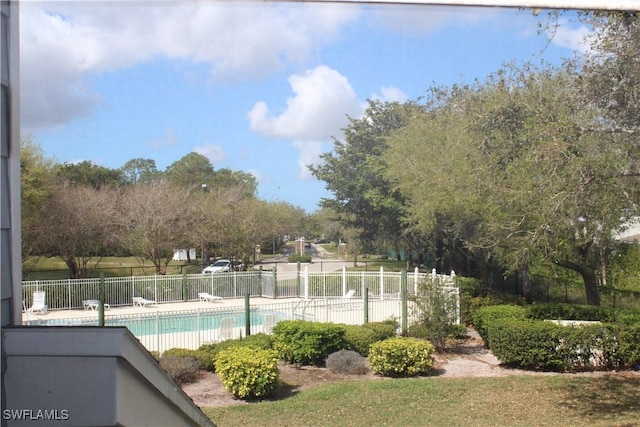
top-left (616, 324), bottom-right (640, 369)
top-left (525, 303), bottom-right (617, 323)
top-left (406, 323), bottom-right (430, 340)
top-left (488, 319), bottom-right (564, 371)
top-left (272, 320), bottom-right (346, 366)
top-left (472, 304), bottom-right (527, 343)
top-left (215, 347), bottom-right (280, 399)
top-left (363, 320), bottom-right (398, 341)
top-left (196, 334), bottom-right (274, 372)
top-left (287, 253), bottom-right (312, 263)
top-left (489, 319), bottom-right (619, 372)
top-left (343, 325), bottom-right (378, 356)
top-left (159, 356), bottom-right (199, 385)
top-left (162, 348), bottom-right (197, 358)
top-left (368, 337), bottom-right (435, 377)
top-left (326, 350), bottom-right (369, 375)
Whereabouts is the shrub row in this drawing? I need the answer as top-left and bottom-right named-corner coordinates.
top-left (473, 304), bottom-right (640, 371)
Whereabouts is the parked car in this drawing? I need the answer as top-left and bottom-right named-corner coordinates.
top-left (202, 259), bottom-right (231, 274)
top-left (314, 238), bottom-right (331, 244)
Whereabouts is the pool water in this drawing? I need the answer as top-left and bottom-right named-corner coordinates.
top-left (107, 310), bottom-right (276, 336)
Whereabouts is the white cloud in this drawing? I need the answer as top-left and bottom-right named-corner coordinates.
top-left (293, 141), bottom-right (326, 180)
top-left (248, 65), bottom-right (363, 178)
top-left (194, 144), bottom-right (225, 165)
top-left (372, 86), bottom-right (409, 103)
top-left (248, 65), bottom-right (362, 140)
top-left (549, 19), bottom-right (592, 53)
top-left (20, 2), bottom-right (360, 131)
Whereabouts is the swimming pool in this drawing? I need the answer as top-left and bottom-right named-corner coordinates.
top-left (23, 308), bottom-right (290, 336)
top-left (108, 310), bottom-right (273, 336)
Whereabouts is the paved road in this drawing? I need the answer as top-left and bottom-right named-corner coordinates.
top-left (255, 244), bottom-right (353, 273)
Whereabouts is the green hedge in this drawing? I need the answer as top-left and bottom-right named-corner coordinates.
top-left (525, 303), bottom-right (617, 322)
top-left (215, 347), bottom-right (280, 399)
top-left (472, 304), bottom-right (527, 343)
top-left (368, 337), bottom-right (435, 377)
top-left (342, 321), bottom-right (397, 356)
top-left (272, 320), bottom-right (346, 365)
top-left (489, 319), bottom-right (621, 372)
top-left (615, 324), bottom-right (640, 368)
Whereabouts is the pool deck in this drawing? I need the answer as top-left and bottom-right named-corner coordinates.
top-left (22, 297), bottom-right (303, 323)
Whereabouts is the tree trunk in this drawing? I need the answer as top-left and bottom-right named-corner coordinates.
top-left (556, 259), bottom-right (601, 306)
top-left (520, 249), bottom-right (532, 304)
top-left (64, 256), bottom-right (80, 279)
top-left (581, 268), bottom-right (601, 306)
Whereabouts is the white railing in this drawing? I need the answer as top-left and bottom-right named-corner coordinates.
top-left (22, 267), bottom-right (457, 310)
top-left (23, 295), bottom-right (446, 353)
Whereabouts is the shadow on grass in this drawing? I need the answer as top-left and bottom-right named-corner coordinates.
top-left (559, 375), bottom-right (640, 420)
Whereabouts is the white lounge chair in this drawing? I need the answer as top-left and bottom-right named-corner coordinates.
top-left (218, 317), bottom-right (236, 341)
top-left (198, 292), bottom-right (223, 303)
top-left (82, 299), bottom-right (110, 311)
top-left (27, 291), bottom-right (48, 314)
top-left (342, 289), bottom-right (356, 299)
top-left (132, 296), bottom-right (156, 307)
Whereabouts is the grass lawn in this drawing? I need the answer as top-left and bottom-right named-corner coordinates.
top-left (204, 375), bottom-right (640, 427)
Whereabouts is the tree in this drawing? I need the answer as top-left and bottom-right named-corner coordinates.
top-left (310, 100), bottom-right (424, 257)
top-left (165, 152), bottom-right (215, 188)
top-left (118, 181), bottom-right (199, 274)
top-left (54, 160), bottom-right (124, 189)
top-left (210, 168), bottom-right (258, 197)
top-left (35, 186), bottom-right (120, 278)
top-left (120, 158), bottom-right (160, 185)
top-left (20, 138), bottom-right (55, 267)
top-left (385, 63), bottom-right (640, 305)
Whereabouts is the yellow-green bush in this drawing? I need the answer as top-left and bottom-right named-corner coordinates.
top-left (214, 347), bottom-right (280, 399)
top-left (368, 337), bottom-right (434, 377)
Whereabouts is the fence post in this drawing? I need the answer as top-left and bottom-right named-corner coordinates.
top-left (273, 265), bottom-right (278, 299)
top-left (414, 267), bottom-right (419, 295)
top-left (380, 267), bottom-right (384, 300)
top-left (155, 311), bottom-right (160, 354)
top-left (67, 278), bottom-right (71, 310)
top-left (296, 261), bottom-right (301, 297)
top-left (182, 272), bottom-right (188, 302)
top-left (342, 266), bottom-right (347, 296)
top-left (304, 267), bottom-right (309, 299)
top-left (245, 293), bottom-right (251, 337)
top-left (401, 270), bottom-right (408, 336)
top-left (363, 287), bottom-right (369, 324)
top-left (99, 273), bottom-right (105, 327)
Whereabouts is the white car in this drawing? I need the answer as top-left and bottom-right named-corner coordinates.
top-left (202, 259), bottom-right (231, 274)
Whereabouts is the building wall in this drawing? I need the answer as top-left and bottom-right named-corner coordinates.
top-left (0, 0), bottom-right (20, 328)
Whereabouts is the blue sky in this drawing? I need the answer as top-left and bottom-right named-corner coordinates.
top-left (20, 2), bottom-right (589, 212)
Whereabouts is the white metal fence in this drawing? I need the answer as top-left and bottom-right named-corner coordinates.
top-left (21, 268), bottom-right (459, 353)
top-left (23, 296), bottom-right (455, 353)
top-left (22, 267), bottom-right (455, 310)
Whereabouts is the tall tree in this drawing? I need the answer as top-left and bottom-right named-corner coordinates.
top-left (165, 152), bottom-right (215, 188)
top-left (35, 186), bottom-right (120, 278)
top-left (310, 100), bottom-right (423, 256)
top-left (118, 181), bottom-right (199, 274)
top-left (120, 158), bottom-right (160, 185)
top-left (385, 63), bottom-right (640, 305)
top-left (54, 160), bottom-right (124, 189)
top-left (20, 138), bottom-right (54, 266)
